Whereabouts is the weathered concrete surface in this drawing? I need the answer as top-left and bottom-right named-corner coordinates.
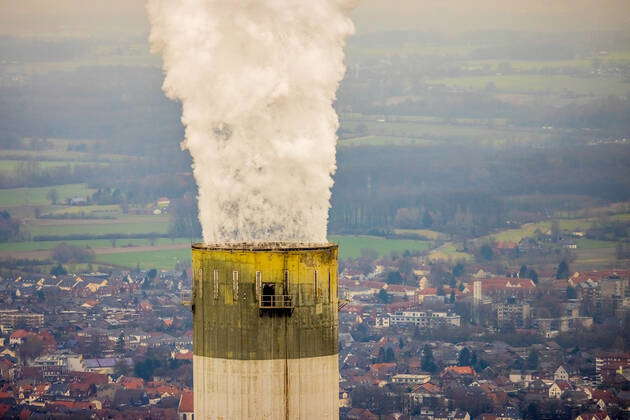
top-left (194, 354), bottom-right (339, 419)
top-left (192, 244), bottom-right (338, 360)
top-left (192, 244), bottom-right (339, 419)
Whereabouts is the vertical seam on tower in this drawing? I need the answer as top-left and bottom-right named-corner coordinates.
top-left (285, 313), bottom-right (289, 420)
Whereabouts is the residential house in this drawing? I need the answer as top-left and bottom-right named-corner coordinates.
top-left (495, 407), bottom-right (523, 420)
top-left (347, 408), bottom-right (378, 420)
top-left (178, 391), bottom-right (193, 420)
top-left (478, 277), bottom-right (536, 298)
top-left (408, 382), bottom-right (443, 404)
top-left (339, 390), bottom-right (350, 408)
top-left (9, 330), bottom-right (31, 345)
top-left (549, 381), bottom-right (572, 399)
top-left (508, 371), bottom-right (536, 386)
top-left (554, 366), bottom-right (569, 381)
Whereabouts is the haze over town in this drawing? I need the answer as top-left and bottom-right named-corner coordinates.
top-left (0, 1), bottom-right (629, 419)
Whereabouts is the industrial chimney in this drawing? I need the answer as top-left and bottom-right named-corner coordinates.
top-left (190, 242), bottom-right (340, 419)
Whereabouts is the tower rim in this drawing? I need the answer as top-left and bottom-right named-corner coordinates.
top-left (192, 242), bottom-right (337, 252)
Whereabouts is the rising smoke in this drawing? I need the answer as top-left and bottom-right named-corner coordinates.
top-left (147, 0), bottom-right (357, 244)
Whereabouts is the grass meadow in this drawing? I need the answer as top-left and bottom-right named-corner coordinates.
top-left (0, 184), bottom-right (96, 207)
top-left (428, 75), bottom-right (629, 96)
top-left (328, 235), bottom-right (431, 259)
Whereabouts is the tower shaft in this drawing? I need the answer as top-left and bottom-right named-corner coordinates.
top-left (192, 243), bottom-right (339, 419)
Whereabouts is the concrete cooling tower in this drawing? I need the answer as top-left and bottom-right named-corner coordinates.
top-left (191, 242), bottom-right (340, 419)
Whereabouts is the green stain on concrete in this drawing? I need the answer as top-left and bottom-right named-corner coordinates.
top-left (192, 244), bottom-right (339, 360)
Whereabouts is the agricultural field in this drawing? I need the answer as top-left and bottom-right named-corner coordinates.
top-left (0, 183), bottom-right (96, 207)
top-left (428, 75), bottom-right (629, 96)
top-left (95, 248), bottom-right (191, 270)
top-left (483, 214), bottom-right (630, 243)
top-left (0, 160), bottom-right (107, 171)
top-left (427, 243), bottom-right (474, 262)
top-left (465, 59), bottom-right (594, 71)
top-left (27, 216), bottom-right (170, 237)
top-left (573, 247), bottom-right (621, 270)
top-left (42, 204), bottom-right (120, 217)
top-left (575, 238), bottom-right (618, 249)
top-left (329, 235), bottom-right (432, 259)
top-left (348, 42), bottom-right (476, 58)
top-left (393, 229), bottom-right (447, 240)
top-left (0, 237), bottom-right (191, 253)
top-left (340, 117), bottom-right (550, 144)
top-left (1, 233), bottom-right (433, 269)
top-left (340, 136), bottom-right (434, 147)
top-left (0, 149), bottom-right (132, 163)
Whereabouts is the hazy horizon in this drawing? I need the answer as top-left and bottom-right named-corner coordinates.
top-left (2, 0), bottom-right (630, 38)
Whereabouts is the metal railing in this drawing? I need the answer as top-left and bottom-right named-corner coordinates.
top-left (258, 294), bottom-right (294, 309)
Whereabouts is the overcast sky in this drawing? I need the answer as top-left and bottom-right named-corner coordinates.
top-left (1, 0), bottom-right (629, 37)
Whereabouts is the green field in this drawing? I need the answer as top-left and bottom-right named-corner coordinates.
top-left (428, 243), bottom-right (474, 262)
top-left (96, 248), bottom-right (192, 270)
top-left (428, 75), bottom-right (629, 96)
top-left (28, 218), bottom-right (170, 237)
top-left (393, 229), bottom-right (447, 240)
top-left (466, 59), bottom-right (594, 71)
top-left (328, 235), bottom-right (431, 259)
top-left (0, 160), bottom-right (108, 171)
top-left (340, 118), bottom-right (549, 143)
top-left (606, 51), bottom-right (630, 61)
top-left (43, 204), bottom-right (120, 217)
top-left (0, 184), bottom-right (96, 207)
top-left (0, 237), bottom-right (192, 252)
top-left (0, 149), bottom-right (131, 162)
top-left (349, 43), bottom-right (476, 58)
top-left (485, 219), bottom-right (588, 242)
top-left (340, 136), bottom-right (435, 147)
top-left (484, 214), bottom-right (630, 243)
top-left (576, 238), bottom-right (618, 249)
top-left (573, 247), bottom-right (621, 269)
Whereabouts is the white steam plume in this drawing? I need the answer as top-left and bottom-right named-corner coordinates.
top-left (147, 0), bottom-right (357, 244)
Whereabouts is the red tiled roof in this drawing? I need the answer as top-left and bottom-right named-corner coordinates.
top-left (70, 382), bottom-right (92, 392)
top-left (591, 389), bottom-right (617, 404)
top-left (419, 382), bottom-right (441, 394)
top-left (120, 376), bottom-right (144, 390)
top-left (10, 330), bottom-right (30, 339)
top-left (570, 270), bottom-right (630, 286)
top-left (174, 351), bottom-right (193, 361)
top-left (556, 381), bottom-right (572, 390)
top-left (69, 371), bottom-right (109, 385)
top-left (443, 366), bottom-right (476, 376)
top-left (480, 277), bottom-right (536, 290)
top-left (417, 288), bottom-right (437, 295)
top-left (48, 401), bottom-right (96, 410)
top-left (178, 391), bottom-right (193, 413)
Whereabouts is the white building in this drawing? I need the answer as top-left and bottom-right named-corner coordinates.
top-left (391, 373), bottom-right (431, 384)
top-left (389, 310), bottom-right (461, 328)
top-left (32, 352), bottom-right (84, 372)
